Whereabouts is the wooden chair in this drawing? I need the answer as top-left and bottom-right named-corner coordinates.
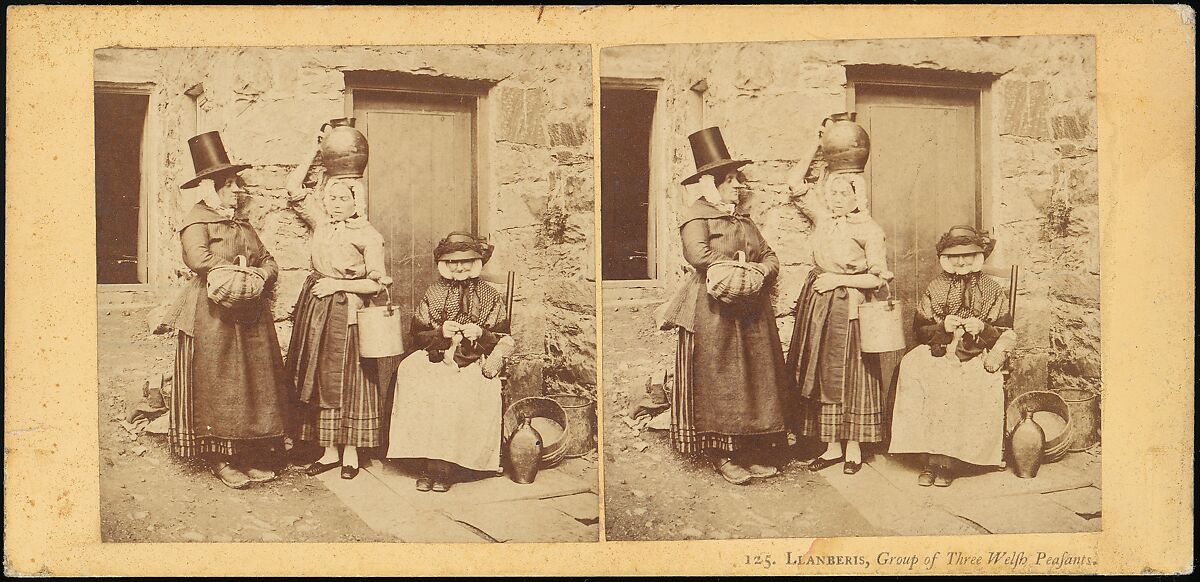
top-left (481, 270), bottom-right (517, 386)
top-left (983, 264), bottom-right (1020, 469)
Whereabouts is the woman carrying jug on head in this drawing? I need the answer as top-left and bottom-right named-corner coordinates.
top-left (162, 131), bottom-right (291, 489)
top-left (284, 123), bottom-right (388, 480)
top-left (785, 123), bottom-right (894, 476)
top-left (656, 127), bottom-right (790, 485)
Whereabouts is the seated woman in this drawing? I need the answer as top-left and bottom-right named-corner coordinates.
top-left (888, 225), bottom-right (1017, 487)
top-left (385, 231), bottom-right (516, 493)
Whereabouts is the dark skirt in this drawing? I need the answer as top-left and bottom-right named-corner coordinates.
top-left (169, 333), bottom-right (284, 459)
top-left (785, 269), bottom-right (885, 443)
top-left (670, 329), bottom-right (788, 455)
top-left (286, 273), bottom-right (382, 448)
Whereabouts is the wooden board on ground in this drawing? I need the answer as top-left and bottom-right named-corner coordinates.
top-left (870, 454), bottom-right (1096, 503)
top-left (366, 459), bottom-right (594, 510)
top-left (445, 500), bottom-right (598, 543)
top-left (820, 461), bottom-right (985, 536)
top-left (1043, 486), bottom-right (1102, 517)
top-left (941, 492), bottom-right (1100, 534)
top-left (546, 492), bottom-right (600, 524)
top-left (314, 467), bottom-right (486, 543)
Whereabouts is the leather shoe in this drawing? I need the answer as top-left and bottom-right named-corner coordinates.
top-left (746, 463), bottom-right (779, 479)
top-left (917, 470), bottom-right (936, 487)
top-left (712, 458), bottom-right (752, 485)
top-left (843, 461), bottom-right (862, 475)
top-left (340, 464), bottom-right (360, 480)
top-left (431, 479), bottom-right (450, 493)
top-left (415, 477), bottom-right (433, 492)
top-left (242, 467), bottom-right (278, 483)
top-left (806, 456), bottom-right (845, 472)
top-left (934, 471), bottom-right (955, 487)
top-left (212, 461), bottom-right (251, 489)
top-left (305, 460), bottom-right (339, 477)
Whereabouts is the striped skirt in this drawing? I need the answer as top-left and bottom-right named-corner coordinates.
top-left (670, 330), bottom-right (787, 455)
top-left (794, 321), bottom-right (886, 443)
top-left (169, 333), bottom-right (282, 459)
top-left (295, 325), bottom-right (383, 448)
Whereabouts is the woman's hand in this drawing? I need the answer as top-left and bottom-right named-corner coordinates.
top-left (460, 323), bottom-right (484, 341)
top-left (943, 314), bottom-right (964, 333)
top-left (310, 277), bottom-right (344, 298)
top-left (961, 317), bottom-right (986, 335)
top-left (812, 273), bottom-right (843, 294)
top-left (441, 320), bottom-right (464, 338)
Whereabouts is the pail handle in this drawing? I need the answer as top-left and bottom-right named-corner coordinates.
top-left (375, 276), bottom-right (395, 315)
top-left (872, 281), bottom-right (895, 304)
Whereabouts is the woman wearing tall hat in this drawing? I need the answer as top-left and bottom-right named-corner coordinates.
top-left (284, 125), bottom-right (389, 481)
top-left (657, 127), bottom-right (790, 485)
top-left (161, 131), bottom-right (291, 489)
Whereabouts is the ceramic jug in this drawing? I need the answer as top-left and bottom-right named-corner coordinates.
top-left (320, 117), bottom-right (369, 178)
top-left (507, 415), bottom-right (543, 484)
top-left (1010, 409), bottom-right (1046, 478)
top-left (820, 112), bottom-right (871, 173)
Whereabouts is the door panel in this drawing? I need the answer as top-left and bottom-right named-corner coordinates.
top-left (856, 84), bottom-right (979, 346)
top-left (354, 91), bottom-right (476, 342)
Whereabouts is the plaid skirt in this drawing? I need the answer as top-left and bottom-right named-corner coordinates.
top-left (169, 332), bottom-right (283, 459)
top-left (295, 325), bottom-right (383, 448)
top-left (794, 322), bottom-right (886, 443)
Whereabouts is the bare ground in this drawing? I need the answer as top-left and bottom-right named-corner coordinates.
top-left (601, 301), bottom-right (890, 541)
top-left (98, 306), bottom-right (391, 543)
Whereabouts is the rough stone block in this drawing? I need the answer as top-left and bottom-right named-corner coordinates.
top-left (544, 278), bottom-right (596, 314)
top-left (1006, 350), bottom-right (1050, 400)
top-left (547, 121), bottom-right (590, 148)
top-left (503, 357), bottom-right (545, 406)
top-left (498, 87), bottom-right (549, 147)
top-left (1000, 80), bottom-right (1053, 140)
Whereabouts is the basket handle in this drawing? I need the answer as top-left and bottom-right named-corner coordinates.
top-left (235, 255), bottom-right (247, 268)
top-left (733, 250), bottom-right (746, 263)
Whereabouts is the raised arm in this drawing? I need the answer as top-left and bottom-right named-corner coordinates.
top-left (286, 130), bottom-right (328, 226)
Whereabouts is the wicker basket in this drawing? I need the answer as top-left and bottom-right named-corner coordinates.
top-left (206, 255), bottom-right (265, 309)
top-left (502, 397), bottom-right (568, 468)
top-left (705, 251), bottom-right (765, 305)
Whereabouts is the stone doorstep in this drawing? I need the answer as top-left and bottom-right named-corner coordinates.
top-left (868, 454), bottom-right (1098, 502)
top-left (443, 499), bottom-right (599, 543)
top-left (363, 458), bottom-right (596, 511)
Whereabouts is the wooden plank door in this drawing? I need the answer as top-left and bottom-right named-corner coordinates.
top-left (855, 84), bottom-right (980, 347)
top-left (353, 90), bottom-right (477, 344)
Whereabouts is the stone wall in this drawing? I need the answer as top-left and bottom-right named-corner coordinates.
top-left (96, 45), bottom-right (596, 402)
top-left (602, 35), bottom-right (1100, 400)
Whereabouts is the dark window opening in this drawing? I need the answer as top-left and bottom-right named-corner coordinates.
top-left (95, 91), bottom-right (149, 284)
top-left (601, 87), bottom-right (657, 281)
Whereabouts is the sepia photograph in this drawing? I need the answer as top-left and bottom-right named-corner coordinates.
top-left (94, 43), bottom-right (598, 543)
top-left (4, 4), bottom-right (1194, 577)
top-left (600, 35), bottom-right (1102, 541)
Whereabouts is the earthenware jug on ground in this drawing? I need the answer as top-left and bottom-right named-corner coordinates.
top-left (319, 117), bottom-right (369, 178)
top-left (507, 415), bottom-right (543, 484)
top-left (1010, 408), bottom-right (1046, 478)
top-left (820, 112), bottom-right (871, 173)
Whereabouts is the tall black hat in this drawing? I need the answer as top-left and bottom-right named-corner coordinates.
top-left (181, 131), bottom-right (250, 189)
top-left (681, 127), bottom-right (751, 186)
